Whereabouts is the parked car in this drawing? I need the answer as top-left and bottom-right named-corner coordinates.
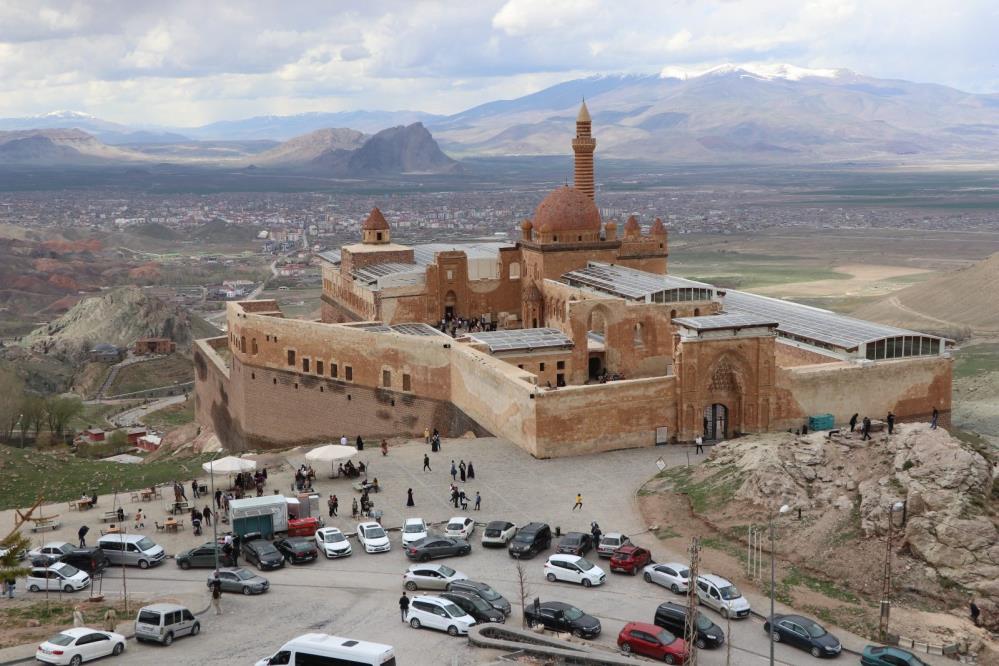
top-left (28, 542), bottom-right (76, 565)
top-left (314, 527), bottom-right (352, 559)
top-left (440, 591), bottom-right (505, 623)
top-left (134, 603), bottom-right (199, 645)
top-left (544, 554), bottom-right (606, 587)
top-left (861, 645), bottom-right (926, 666)
top-left (643, 562), bottom-right (690, 593)
top-left (695, 574), bottom-right (751, 619)
top-left (0, 544), bottom-right (26, 561)
top-left (764, 614), bottom-right (842, 658)
top-left (654, 601), bottom-right (723, 650)
top-left (444, 516), bottom-right (475, 540)
top-left (596, 532), bottom-right (631, 558)
top-left (508, 522), bottom-right (551, 558)
top-left (274, 537), bottom-right (318, 564)
top-left (609, 544), bottom-right (652, 575)
top-left (26, 563), bottom-right (90, 593)
top-left (403, 563), bottom-right (468, 591)
top-left (175, 543), bottom-right (233, 569)
top-left (58, 548), bottom-right (110, 576)
top-left (405, 536), bottom-right (471, 562)
top-left (401, 518), bottom-right (428, 546)
top-left (97, 534), bottom-right (165, 569)
top-left (241, 537), bottom-right (285, 570)
top-left (35, 628), bottom-right (125, 665)
top-left (481, 521), bottom-right (517, 547)
top-left (406, 595), bottom-right (476, 636)
top-left (445, 580), bottom-right (512, 616)
top-left (207, 567), bottom-right (269, 595)
top-left (356, 522), bottom-right (391, 553)
top-left (618, 621), bottom-right (688, 664)
top-left (524, 601), bottom-right (601, 638)
top-left (556, 532), bottom-right (593, 556)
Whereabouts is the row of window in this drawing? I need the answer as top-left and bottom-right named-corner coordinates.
top-left (652, 288), bottom-right (714, 304)
top-left (864, 336), bottom-right (941, 360)
top-left (286, 349), bottom-right (413, 391)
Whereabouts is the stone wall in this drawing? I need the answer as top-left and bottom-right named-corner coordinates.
top-left (775, 340), bottom-right (842, 367)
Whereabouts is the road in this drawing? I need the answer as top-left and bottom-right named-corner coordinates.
top-left (109, 394), bottom-right (188, 428)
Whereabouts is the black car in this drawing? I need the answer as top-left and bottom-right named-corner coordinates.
top-left (445, 579), bottom-right (512, 616)
top-left (440, 591), bottom-right (505, 623)
top-left (176, 543), bottom-right (234, 569)
top-left (508, 522), bottom-right (552, 558)
top-left (241, 537), bottom-right (285, 570)
top-left (764, 614), bottom-right (842, 658)
top-left (654, 602), bottom-right (724, 650)
top-left (556, 532), bottom-right (592, 556)
top-left (524, 601), bottom-right (601, 638)
top-left (58, 548), bottom-right (110, 575)
top-left (274, 538), bottom-right (318, 564)
top-left (405, 536), bottom-right (471, 562)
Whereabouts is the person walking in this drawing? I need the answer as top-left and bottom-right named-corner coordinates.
top-left (406, 488), bottom-right (415, 507)
top-left (572, 493), bottom-right (583, 511)
top-left (849, 413), bottom-right (859, 432)
top-left (861, 416), bottom-right (872, 441)
top-left (210, 577), bottom-right (223, 615)
top-left (340, 434), bottom-right (348, 447)
top-left (399, 592), bottom-right (410, 622)
top-left (450, 460), bottom-right (457, 481)
top-left (459, 460), bottom-right (466, 483)
top-left (467, 460), bottom-right (475, 480)
top-left (423, 454), bottom-right (431, 472)
top-left (215, 489), bottom-right (222, 510)
top-left (103, 607), bottom-right (118, 632)
top-left (424, 427), bottom-right (430, 445)
top-left (351, 498), bottom-right (359, 520)
top-left (695, 435), bottom-right (704, 454)
top-left (886, 411), bottom-right (896, 435)
top-left (331, 495), bottom-right (339, 517)
top-left (328, 494), bottom-right (336, 518)
top-left (192, 479), bottom-right (200, 499)
top-left (474, 492), bottom-right (481, 511)
top-left (4, 576), bottom-right (14, 599)
top-left (356, 435), bottom-right (364, 451)
top-left (134, 509), bottom-right (144, 529)
top-left (931, 407), bottom-right (939, 429)
top-left (591, 521), bottom-right (602, 546)
top-left (202, 506), bottom-right (212, 526)
top-left (73, 605), bottom-right (85, 628)
top-left (971, 599), bottom-right (981, 627)
top-left (381, 439), bottom-right (388, 457)
top-left (77, 525), bottom-right (89, 548)
top-left (451, 487), bottom-right (459, 509)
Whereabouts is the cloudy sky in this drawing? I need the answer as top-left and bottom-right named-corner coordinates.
top-left (1, 0), bottom-right (997, 126)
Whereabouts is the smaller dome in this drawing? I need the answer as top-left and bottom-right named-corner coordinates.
top-left (624, 215), bottom-right (640, 233)
top-left (362, 207), bottom-right (389, 231)
top-left (651, 217), bottom-right (666, 235)
top-left (520, 219), bottom-right (533, 230)
top-left (604, 220), bottom-right (617, 229)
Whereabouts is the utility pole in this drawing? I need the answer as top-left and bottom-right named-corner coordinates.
top-left (685, 536), bottom-right (701, 666)
top-left (769, 505), bottom-right (790, 666)
top-left (879, 501), bottom-right (904, 642)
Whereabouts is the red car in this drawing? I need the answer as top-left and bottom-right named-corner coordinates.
top-left (618, 622), bottom-right (688, 664)
top-left (609, 545), bottom-right (652, 575)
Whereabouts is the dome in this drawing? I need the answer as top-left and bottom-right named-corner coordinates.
top-left (361, 207), bottom-right (389, 231)
top-left (624, 215), bottom-right (640, 233)
top-left (520, 219), bottom-right (533, 230)
top-left (533, 186), bottom-right (601, 233)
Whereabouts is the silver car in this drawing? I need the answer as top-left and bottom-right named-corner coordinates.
top-left (403, 563), bottom-right (468, 591)
top-left (643, 561), bottom-right (690, 593)
top-left (207, 567), bottom-right (270, 595)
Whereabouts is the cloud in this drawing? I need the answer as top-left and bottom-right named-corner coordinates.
top-left (0, 0), bottom-right (994, 126)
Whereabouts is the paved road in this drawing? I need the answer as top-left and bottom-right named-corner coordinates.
top-left (110, 394), bottom-right (188, 428)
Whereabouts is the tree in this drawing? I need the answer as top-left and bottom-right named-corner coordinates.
top-left (0, 531), bottom-right (32, 589)
top-left (515, 560), bottom-right (532, 629)
top-left (19, 394), bottom-right (47, 442)
top-left (107, 429), bottom-right (128, 449)
top-left (45, 396), bottom-right (84, 442)
top-left (0, 366), bottom-right (25, 442)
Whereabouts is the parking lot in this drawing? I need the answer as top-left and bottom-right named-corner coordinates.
top-left (3, 436), bottom-right (919, 665)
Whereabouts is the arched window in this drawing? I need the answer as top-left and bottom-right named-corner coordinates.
top-left (634, 322), bottom-right (644, 346)
top-left (694, 308), bottom-right (700, 316)
top-left (670, 309), bottom-right (677, 320)
top-left (509, 262), bottom-right (521, 279)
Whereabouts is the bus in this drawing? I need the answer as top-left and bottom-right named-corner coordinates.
top-left (255, 634), bottom-right (395, 666)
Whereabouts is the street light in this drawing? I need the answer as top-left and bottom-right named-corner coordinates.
top-left (878, 500), bottom-right (906, 642)
top-left (769, 503), bottom-right (791, 666)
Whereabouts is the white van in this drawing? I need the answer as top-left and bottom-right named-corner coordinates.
top-left (255, 634), bottom-right (395, 665)
top-left (98, 534), bottom-right (166, 569)
top-left (25, 563), bottom-right (90, 593)
top-left (406, 595), bottom-right (476, 636)
top-left (696, 573), bottom-right (752, 619)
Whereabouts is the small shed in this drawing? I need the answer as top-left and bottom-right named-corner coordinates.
top-left (229, 495), bottom-right (289, 539)
top-left (126, 427), bottom-right (147, 444)
top-left (136, 434), bottom-right (162, 452)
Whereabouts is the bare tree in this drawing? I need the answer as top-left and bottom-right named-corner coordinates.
top-left (515, 560), bottom-right (531, 629)
top-left (45, 396), bottom-right (84, 442)
top-left (0, 367), bottom-right (25, 442)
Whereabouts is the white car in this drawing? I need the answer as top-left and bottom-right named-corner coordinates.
top-left (28, 541), bottom-right (76, 563)
top-left (36, 628), bottom-right (126, 665)
top-left (314, 528), bottom-right (352, 559)
top-left (481, 521), bottom-right (517, 547)
top-left (356, 522), bottom-right (391, 554)
top-left (406, 595), bottom-right (476, 636)
top-left (401, 518), bottom-right (429, 546)
top-left (402, 563), bottom-right (468, 591)
top-left (444, 516), bottom-right (475, 540)
top-left (696, 574), bottom-right (752, 619)
top-left (26, 563), bottom-right (91, 593)
top-left (544, 554), bottom-right (606, 588)
top-left (643, 561), bottom-right (690, 594)
top-left (596, 532), bottom-right (631, 558)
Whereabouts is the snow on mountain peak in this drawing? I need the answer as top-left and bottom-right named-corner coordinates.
top-left (37, 110), bottom-right (97, 119)
top-left (659, 63), bottom-right (846, 82)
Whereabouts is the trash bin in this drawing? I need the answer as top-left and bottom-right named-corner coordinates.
top-left (555, 526), bottom-right (561, 538)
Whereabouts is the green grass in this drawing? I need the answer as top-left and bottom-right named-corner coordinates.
top-left (108, 356), bottom-right (193, 396)
top-left (953, 343), bottom-right (999, 380)
top-left (673, 263), bottom-right (848, 290)
top-left (700, 535), bottom-right (747, 563)
top-left (652, 526), bottom-right (679, 539)
top-left (143, 400), bottom-right (195, 429)
top-left (662, 464), bottom-right (744, 514)
top-left (783, 566), bottom-right (859, 603)
top-left (68, 401), bottom-right (142, 432)
top-left (0, 445), bottom-right (213, 510)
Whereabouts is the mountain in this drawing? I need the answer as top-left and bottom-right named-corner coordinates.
top-left (344, 123), bottom-right (459, 175)
top-left (184, 110), bottom-right (445, 141)
top-left (0, 111), bottom-right (191, 145)
top-left (249, 128), bottom-right (367, 166)
top-left (0, 129), bottom-right (145, 164)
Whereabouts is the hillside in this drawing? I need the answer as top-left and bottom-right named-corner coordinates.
top-left (345, 123), bottom-right (458, 175)
top-left (853, 253), bottom-right (999, 337)
top-left (0, 129), bottom-right (144, 164)
top-left (248, 128), bottom-right (367, 166)
top-left (20, 286), bottom-right (219, 362)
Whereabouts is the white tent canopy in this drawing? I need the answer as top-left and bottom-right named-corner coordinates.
top-left (305, 444), bottom-right (357, 463)
top-left (202, 456), bottom-right (257, 475)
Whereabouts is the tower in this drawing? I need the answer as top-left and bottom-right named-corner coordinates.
top-left (361, 207), bottom-right (390, 244)
top-left (572, 101), bottom-right (596, 200)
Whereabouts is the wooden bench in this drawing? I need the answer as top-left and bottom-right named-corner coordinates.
top-left (30, 520), bottom-right (61, 533)
top-left (100, 511), bottom-right (119, 523)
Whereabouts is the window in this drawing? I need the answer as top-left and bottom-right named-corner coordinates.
top-left (331, 363), bottom-right (338, 378)
top-left (376, 232), bottom-right (383, 241)
top-left (402, 374), bottom-right (411, 391)
top-left (240, 336), bottom-right (245, 352)
top-left (287, 350), bottom-right (296, 366)
top-left (345, 366), bottom-right (353, 381)
top-left (557, 360), bottom-right (565, 370)
top-left (302, 358), bottom-right (310, 373)
top-left (509, 262), bottom-right (521, 279)
top-left (693, 308), bottom-right (700, 316)
top-left (382, 370), bottom-right (391, 387)
top-left (446, 269), bottom-right (454, 281)
top-left (634, 322), bottom-right (644, 346)
top-left (251, 338), bottom-right (258, 355)
top-left (316, 360), bottom-right (324, 375)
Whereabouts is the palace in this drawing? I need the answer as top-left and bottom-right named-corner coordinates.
top-left (194, 104), bottom-right (952, 457)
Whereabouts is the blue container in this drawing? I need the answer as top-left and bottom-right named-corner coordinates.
top-left (808, 414), bottom-right (835, 431)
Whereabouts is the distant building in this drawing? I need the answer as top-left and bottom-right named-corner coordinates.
top-left (126, 427), bottom-right (147, 444)
top-left (136, 434), bottom-right (162, 451)
top-left (82, 428), bottom-right (106, 443)
top-left (88, 343), bottom-right (124, 363)
top-left (134, 337), bottom-right (176, 355)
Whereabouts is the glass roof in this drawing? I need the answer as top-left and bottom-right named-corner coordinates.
top-left (562, 262), bottom-right (716, 300)
top-left (465, 328), bottom-right (574, 353)
top-left (349, 322), bottom-right (447, 337)
top-left (672, 313), bottom-right (778, 331)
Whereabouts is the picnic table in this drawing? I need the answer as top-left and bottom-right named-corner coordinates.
top-left (76, 498), bottom-right (94, 510)
top-left (139, 490), bottom-right (154, 502)
top-left (168, 501), bottom-right (190, 515)
top-left (163, 517), bottom-right (184, 532)
top-left (100, 511), bottom-right (119, 523)
top-left (30, 517), bottom-right (61, 533)
top-left (102, 524), bottom-right (123, 535)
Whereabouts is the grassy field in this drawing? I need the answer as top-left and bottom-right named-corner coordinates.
top-left (144, 400), bottom-right (195, 429)
top-left (108, 355), bottom-right (193, 396)
top-left (68, 401), bottom-right (143, 432)
top-left (954, 342), bottom-right (999, 380)
top-left (0, 445), bottom-right (212, 510)
top-left (258, 286), bottom-right (322, 319)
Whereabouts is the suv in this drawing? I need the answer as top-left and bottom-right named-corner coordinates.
top-left (609, 544), bottom-right (652, 575)
top-left (696, 574), bottom-right (751, 619)
top-left (58, 548), bottom-right (110, 575)
top-left (596, 532), bottom-right (631, 558)
top-left (406, 596), bottom-right (476, 636)
top-left (654, 601), bottom-right (724, 650)
top-left (440, 591), bottom-right (505, 624)
top-left (508, 522), bottom-right (551, 558)
top-left (134, 603), bottom-right (200, 645)
top-left (445, 580), bottom-right (512, 616)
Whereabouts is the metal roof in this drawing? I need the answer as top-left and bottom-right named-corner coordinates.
top-left (350, 322), bottom-right (447, 338)
top-left (723, 290), bottom-right (942, 350)
top-left (411, 242), bottom-right (511, 266)
top-left (351, 262), bottom-right (423, 286)
top-left (465, 328), bottom-right (574, 353)
top-left (673, 313), bottom-right (779, 331)
top-left (562, 263), bottom-right (716, 300)
top-left (317, 250), bottom-right (341, 265)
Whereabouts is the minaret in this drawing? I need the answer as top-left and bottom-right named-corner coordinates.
top-left (572, 101), bottom-right (596, 200)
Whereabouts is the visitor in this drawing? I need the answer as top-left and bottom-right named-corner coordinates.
top-left (424, 427), bottom-right (430, 444)
top-left (695, 436), bottom-right (704, 454)
top-left (78, 525), bottom-right (89, 548)
top-left (849, 413), bottom-right (858, 432)
top-left (192, 479), bottom-right (200, 499)
top-left (399, 592), bottom-right (410, 622)
top-left (381, 439), bottom-right (388, 457)
top-left (459, 460), bottom-right (466, 482)
top-left (474, 492), bottom-right (481, 511)
top-left (861, 416), bottom-right (872, 441)
top-left (423, 454), bottom-right (431, 472)
top-left (356, 435), bottom-right (364, 451)
top-left (407, 488), bottom-right (414, 507)
top-left (572, 493), bottom-right (583, 511)
top-left (886, 411), bottom-right (896, 435)
top-left (211, 576), bottom-right (223, 615)
top-left (931, 407), bottom-right (939, 429)
top-left (450, 460), bottom-right (457, 481)
top-left (467, 460), bottom-right (475, 479)
top-left (202, 506), bottom-right (212, 526)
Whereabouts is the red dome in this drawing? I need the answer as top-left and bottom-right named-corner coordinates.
top-left (533, 186), bottom-right (600, 233)
top-left (362, 207), bottom-right (389, 231)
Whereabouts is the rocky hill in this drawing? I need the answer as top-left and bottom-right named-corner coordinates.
top-left (344, 122), bottom-right (459, 175)
top-left (853, 253), bottom-right (999, 337)
top-left (248, 128), bottom-right (367, 166)
top-left (0, 129), bottom-right (144, 164)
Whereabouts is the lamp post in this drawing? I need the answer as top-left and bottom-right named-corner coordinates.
top-left (769, 504), bottom-right (790, 666)
top-left (209, 452), bottom-right (221, 573)
top-left (878, 500), bottom-right (906, 642)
